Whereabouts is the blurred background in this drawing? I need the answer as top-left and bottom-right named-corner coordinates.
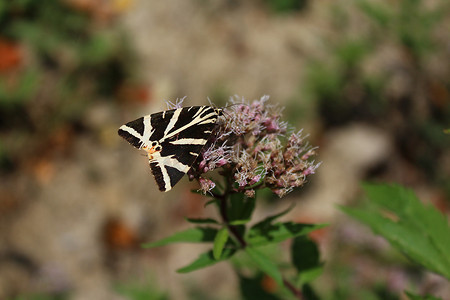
top-left (0, 0), bottom-right (449, 299)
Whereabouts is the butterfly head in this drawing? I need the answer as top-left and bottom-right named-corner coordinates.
top-left (214, 107), bottom-right (223, 116)
top-left (141, 141), bottom-right (162, 160)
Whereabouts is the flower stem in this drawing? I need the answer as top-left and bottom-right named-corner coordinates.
top-left (283, 277), bottom-right (304, 300)
top-left (215, 176), bottom-right (303, 299)
top-left (218, 190), bottom-right (247, 248)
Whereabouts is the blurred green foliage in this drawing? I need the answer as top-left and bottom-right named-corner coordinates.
top-left (116, 281), bottom-right (169, 300)
top-left (357, 0), bottom-right (445, 59)
top-left (263, 0), bottom-right (308, 13)
top-left (14, 294), bottom-right (67, 300)
top-left (303, 0), bottom-right (450, 193)
top-left (406, 291), bottom-right (442, 300)
top-left (0, 0), bottom-right (134, 172)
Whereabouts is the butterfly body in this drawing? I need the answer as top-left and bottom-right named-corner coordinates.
top-left (118, 106), bottom-right (221, 191)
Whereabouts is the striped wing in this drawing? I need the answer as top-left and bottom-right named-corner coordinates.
top-left (118, 106), bottom-right (220, 192)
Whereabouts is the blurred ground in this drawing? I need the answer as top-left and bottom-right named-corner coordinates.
top-left (0, 0), bottom-right (449, 300)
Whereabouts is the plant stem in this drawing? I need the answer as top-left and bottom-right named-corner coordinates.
top-left (283, 277), bottom-right (304, 300)
top-left (216, 177), bottom-right (303, 299)
top-left (218, 190), bottom-right (247, 248)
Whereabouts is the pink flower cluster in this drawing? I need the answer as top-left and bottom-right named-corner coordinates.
top-left (189, 95), bottom-right (320, 197)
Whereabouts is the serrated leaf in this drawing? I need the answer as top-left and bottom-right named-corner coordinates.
top-left (213, 228), bottom-right (229, 260)
top-left (362, 183), bottom-right (450, 258)
top-left (142, 227), bottom-right (218, 248)
top-left (245, 247), bottom-right (283, 286)
top-left (247, 222), bottom-right (328, 247)
top-left (342, 206), bottom-right (447, 278)
top-left (341, 183), bottom-right (450, 279)
top-left (177, 248), bottom-right (236, 273)
top-left (185, 217), bottom-right (219, 225)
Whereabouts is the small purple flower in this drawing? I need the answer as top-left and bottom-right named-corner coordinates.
top-left (249, 174), bottom-right (261, 186)
top-left (244, 189), bottom-right (256, 198)
top-left (198, 177), bottom-right (216, 194)
top-left (191, 95), bottom-right (320, 198)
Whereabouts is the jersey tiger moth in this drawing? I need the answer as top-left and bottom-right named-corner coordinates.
top-left (118, 106), bottom-right (222, 192)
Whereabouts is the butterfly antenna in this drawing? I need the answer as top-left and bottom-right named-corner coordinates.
top-left (206, 96), bottom-right (217, 108)
top-left (165, 96), bottom-right (186, 110)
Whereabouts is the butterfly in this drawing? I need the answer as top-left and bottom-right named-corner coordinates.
top-left (118, 106), bottom-right (222, 191)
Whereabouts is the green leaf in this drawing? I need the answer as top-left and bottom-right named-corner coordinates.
top-left (252, 203), bottom-right (296, 228)
top-left (247, 222), bottom-right (328, 247)
top-left (229, 219), bottom-right (251, 225)
top-left (142, 227), bottom-right (218, 248)
top-left (213, 227), bottom-right (229, 260)
top-left (405, 291), bottom-right (442, 300)
top-left (245, 247), bottom-right (283, 286)
top-left (341, 183), bottom-right (450, 279)
top-left (228, 193), bottom-right (256, 225)
top-left (297, 266), bottom-right (323, 287)
top-left (185, 217), bottom-right (219, 225)
top-left (177, 248), bottom-right (236, 273)
top-left (291, 236), bottom-right (323, 284)
top-left (291, 236), bottom-right (320, 272)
